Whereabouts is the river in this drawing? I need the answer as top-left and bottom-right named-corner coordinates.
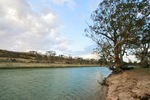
top-left (0, 67), bottom-right (111, 100)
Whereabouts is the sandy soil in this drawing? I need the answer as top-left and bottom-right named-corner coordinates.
top-left (106, 68), bottom-right (150, 100)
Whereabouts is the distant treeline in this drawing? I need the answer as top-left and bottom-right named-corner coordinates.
top-left (0, 49), bottom-right (100, 65)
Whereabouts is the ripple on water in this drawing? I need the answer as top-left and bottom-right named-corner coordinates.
top-left (0, 67), bottom-right (111, 100)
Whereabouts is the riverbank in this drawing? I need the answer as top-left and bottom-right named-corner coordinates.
top-left (0, 62), bottom-right (100, 68)
top-left (105, 68), bottom-right (150, 100)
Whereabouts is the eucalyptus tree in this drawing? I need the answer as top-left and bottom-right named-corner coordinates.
top-left (86, 0), bottom-right (142, 70)
top-left (94, 41), bottom-right (113, 65)
top-left (131, 0), bottom-right (150, 68)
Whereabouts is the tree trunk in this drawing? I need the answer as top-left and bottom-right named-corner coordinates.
top-left (141, 50), bottom-right (149, 68)
top-left (141, 61), bottom-right (149, 68)
top-left (114, 46), bottom-right (122, 69)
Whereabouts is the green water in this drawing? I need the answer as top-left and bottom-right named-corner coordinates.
top-left (0, 67), bottom-right (111, 100)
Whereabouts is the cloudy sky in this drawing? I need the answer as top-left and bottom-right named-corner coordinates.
top-left (0, 0), bottom-right (103, 59)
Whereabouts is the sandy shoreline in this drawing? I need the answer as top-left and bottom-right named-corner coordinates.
top-left (105, 68), bottom-right (150, 100)
top-left (0, 62), bottom-right (100, 68)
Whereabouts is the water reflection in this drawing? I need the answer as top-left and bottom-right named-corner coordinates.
top-left (0, 67), bottom-right (111, 100)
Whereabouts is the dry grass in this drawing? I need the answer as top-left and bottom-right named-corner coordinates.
top-left (0, 62), bottom-right (100, 68)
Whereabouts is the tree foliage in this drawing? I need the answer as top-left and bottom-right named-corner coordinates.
top-left (129, 0), bottom-right (150, 68)
top-left (86, 0), bottom-right (150, 70)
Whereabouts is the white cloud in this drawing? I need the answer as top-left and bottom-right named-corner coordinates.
top-left (50, 0), bottom-right (76, 10)
top-left (0, 0), bottom-right (98, 59)
top-left (0, 0), bottom-right (69, 52)
top-left (88, 0), bottom-right (102, 11)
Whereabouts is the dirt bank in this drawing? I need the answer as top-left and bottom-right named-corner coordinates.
top-left (106, 68), bottom-right (150, 100)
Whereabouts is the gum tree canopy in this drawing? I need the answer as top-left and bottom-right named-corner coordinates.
top-left (132, 0), bottom-right (150, 68)
top-left (85, 0), bottom-right (149, 71)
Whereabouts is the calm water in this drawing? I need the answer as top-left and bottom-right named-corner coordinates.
top-left (0, 67), bottom-right (111, 100)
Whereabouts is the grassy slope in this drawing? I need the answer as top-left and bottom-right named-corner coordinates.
top-left (0, 49), bottom-right (100, 68)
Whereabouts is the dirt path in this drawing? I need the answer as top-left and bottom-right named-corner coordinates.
top-left (106, 68), bottom-right (150, 100)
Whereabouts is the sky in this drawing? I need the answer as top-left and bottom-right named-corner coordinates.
top-left (0, 0), bottom-right (138, 62)
top-left (0, 0), bottom-right (102, 59)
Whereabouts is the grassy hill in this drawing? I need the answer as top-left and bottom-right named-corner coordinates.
top-left (0, 49), bottom-right (99, 66)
